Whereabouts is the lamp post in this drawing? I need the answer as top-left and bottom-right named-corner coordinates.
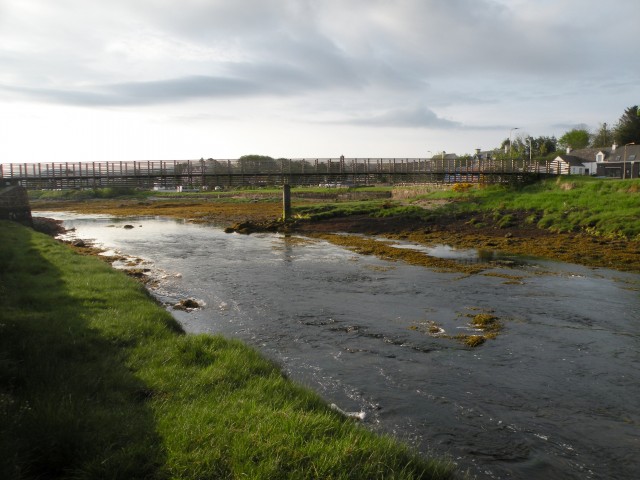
top-left (509, 127), bottom-right (519, 160)
top-left (526, 137), bottom-right (532, 170)
top-left (623, 142), bottom-right (635, 179)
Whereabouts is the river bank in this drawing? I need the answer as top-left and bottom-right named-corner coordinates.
top-left (31, 189), bottom-right (640, 273)
top-left (25, 181), bottom-right (640, 479)
top-left (0, 219), bottom-right (455, 479)
top-left (27, 210), bottom-right (640, 480)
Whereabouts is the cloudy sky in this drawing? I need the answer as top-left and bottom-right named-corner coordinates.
top-left (1, 0), bottom-right (638, 163)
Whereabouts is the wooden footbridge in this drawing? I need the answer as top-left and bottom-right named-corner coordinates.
top-left (1, 157), bottom-right (552, 190)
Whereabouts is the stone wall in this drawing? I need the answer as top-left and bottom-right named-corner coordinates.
top-left (0, 185), bottom-right (33, 227)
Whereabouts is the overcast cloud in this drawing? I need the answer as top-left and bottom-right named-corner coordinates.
top-left (1, 0), bottom-right (638, 162)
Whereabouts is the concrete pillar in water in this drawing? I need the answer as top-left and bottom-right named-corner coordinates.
top-left (282, 184), bottom-right (291, 221)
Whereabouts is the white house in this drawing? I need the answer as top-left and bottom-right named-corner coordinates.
top-left (550, 147), bottom-right (611, 176)
top-left (550, 144), bottom-right (640, 178)
top-left (549, 154), bottom-right (587, 175)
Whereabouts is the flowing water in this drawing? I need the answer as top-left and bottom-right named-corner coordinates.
top-left (37, 212), bottom-right (640, 479)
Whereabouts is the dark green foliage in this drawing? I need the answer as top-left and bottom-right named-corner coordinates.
top-left (558, 128), bottom-right (590, 150)
top-left (497, 135), bottom-right (558, 161)
top-left (237, 154), bottom-right (279, 172)
top-left (294, 200), bottom-right (389, 220)
top-left (590, 122), bottom-right (614, 147)
top-left (614, 105), bottom-right (640, 145)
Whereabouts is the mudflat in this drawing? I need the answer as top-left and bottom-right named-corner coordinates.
top-left (32, 196), bottom-right (640, 273)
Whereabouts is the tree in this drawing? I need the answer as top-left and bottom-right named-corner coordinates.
top-left (613, 105), bottom-right (640, 145)
top-left (558, 128), bottom-right (590, 150)
top-left (590, 123), bottom-right (613, 148)
top-left (237, 154), bottom-right (278, 173)
top-left (535, 136), bottom-right (558, 156)
top-left (498, 136), bottom-right (525, 160)
top-left (495, 135), bottom-right (557, 160)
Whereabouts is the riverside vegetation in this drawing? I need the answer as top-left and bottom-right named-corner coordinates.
top-left (0, 220), bottom-right (455, 479)
top-left (30, 176), bottom-right (640, 272)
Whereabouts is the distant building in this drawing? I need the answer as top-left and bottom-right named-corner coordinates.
top-left (550, 144), bottom-right (640, 178)
top-left (428, 151), bottom-right (458, 161)
top-left (472, 148), bottom-right (495, 162)
top-left (549, 154), bottom-right (588, 175)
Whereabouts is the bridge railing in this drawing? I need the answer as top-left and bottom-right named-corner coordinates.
top-left (0, 158), bottom-right (553, 189)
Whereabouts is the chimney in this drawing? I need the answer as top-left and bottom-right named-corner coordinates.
top-left (566, 147), bottom-right (572, 154)
top-left (612, 143), bottom-right (618, 151)
top-left (475, 148), bottom-right (481, 155)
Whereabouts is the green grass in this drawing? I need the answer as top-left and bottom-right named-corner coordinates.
top-left (0, 221), bottom-right (454, 479)
top-left (288, 177), bottom-right (640, 240)
top-left (293, 199), bottom-right (433, 223)
top-left (293, 200), bottom-right (391, 220)
top-left (432, 177), bottom-right (640, 239)
top-left (28, 187), bottom-right (148, 201)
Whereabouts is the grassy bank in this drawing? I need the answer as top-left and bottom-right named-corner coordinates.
top-left (0, 221), bottom-right (454, 479)
top-left (409, 177), bottom-right (640, 240)
top-left (28, 178), bottom-right (640, 241)
top-left (293, 177), bottom-right (640, 240)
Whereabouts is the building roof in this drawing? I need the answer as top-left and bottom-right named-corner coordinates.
top-left (555, 155), bottom-right (588, 167)
top-left (565, 147), bottom-right (605, 162)
top-left (564, 144), bottom-right (640, 163)
top-left (472, 150), bottom-right (495, 160)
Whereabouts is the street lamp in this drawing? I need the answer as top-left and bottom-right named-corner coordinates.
top-left (526, 137), bottom-right (532, 164)
top-left (623, 142), bottom-right (635, 179)
top-left (509, 127), bottom-right (519, 160)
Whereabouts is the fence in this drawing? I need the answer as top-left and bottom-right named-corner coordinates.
top-left (0, 158), bottom-right (553, 190)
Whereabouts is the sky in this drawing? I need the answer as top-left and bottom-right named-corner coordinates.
top-left (1, 0), bottom-right (639, 164)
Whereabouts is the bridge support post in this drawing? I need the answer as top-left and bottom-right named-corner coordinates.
top-left (282, 184), bottom-right (291, 221)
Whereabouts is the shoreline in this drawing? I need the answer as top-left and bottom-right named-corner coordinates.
top-left (2, 219), bottom-right (457, 479)
top-left (31, 197), bottom-right (640, 273)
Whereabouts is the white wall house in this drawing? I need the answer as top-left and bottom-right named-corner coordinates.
top-left (549, 155), bottom-right (587, 175)
top-left (550, 144), bottom-right (640, 178)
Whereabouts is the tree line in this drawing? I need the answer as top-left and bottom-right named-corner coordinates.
top-left (499, 105), bottom-right (640, 161)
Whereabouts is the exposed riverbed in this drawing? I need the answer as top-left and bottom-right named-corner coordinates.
top-left (37, 211), bottom-right (640, 480)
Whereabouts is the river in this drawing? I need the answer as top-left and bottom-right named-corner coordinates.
top-left (37, 211), bottom-right (640, 480)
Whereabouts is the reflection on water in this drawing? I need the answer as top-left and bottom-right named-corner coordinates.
top-left (384, 239), bottom-right (533, 267)
top-left (36, 211), bottom-right (640, 480)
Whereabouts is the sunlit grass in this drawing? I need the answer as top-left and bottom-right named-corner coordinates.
top-left (410, 177), bottom-right (640, 239)
top-left (0, 221), bottom-right (454, 479)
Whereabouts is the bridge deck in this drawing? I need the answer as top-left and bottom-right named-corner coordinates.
top-left (1, 158), bottom-right (553, 189)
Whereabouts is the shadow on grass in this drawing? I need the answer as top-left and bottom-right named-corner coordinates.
top-left (0, 221), bottom-right (168, 479)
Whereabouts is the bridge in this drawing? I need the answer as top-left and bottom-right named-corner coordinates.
top-left (1, 157), bottom-right (553, 190)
